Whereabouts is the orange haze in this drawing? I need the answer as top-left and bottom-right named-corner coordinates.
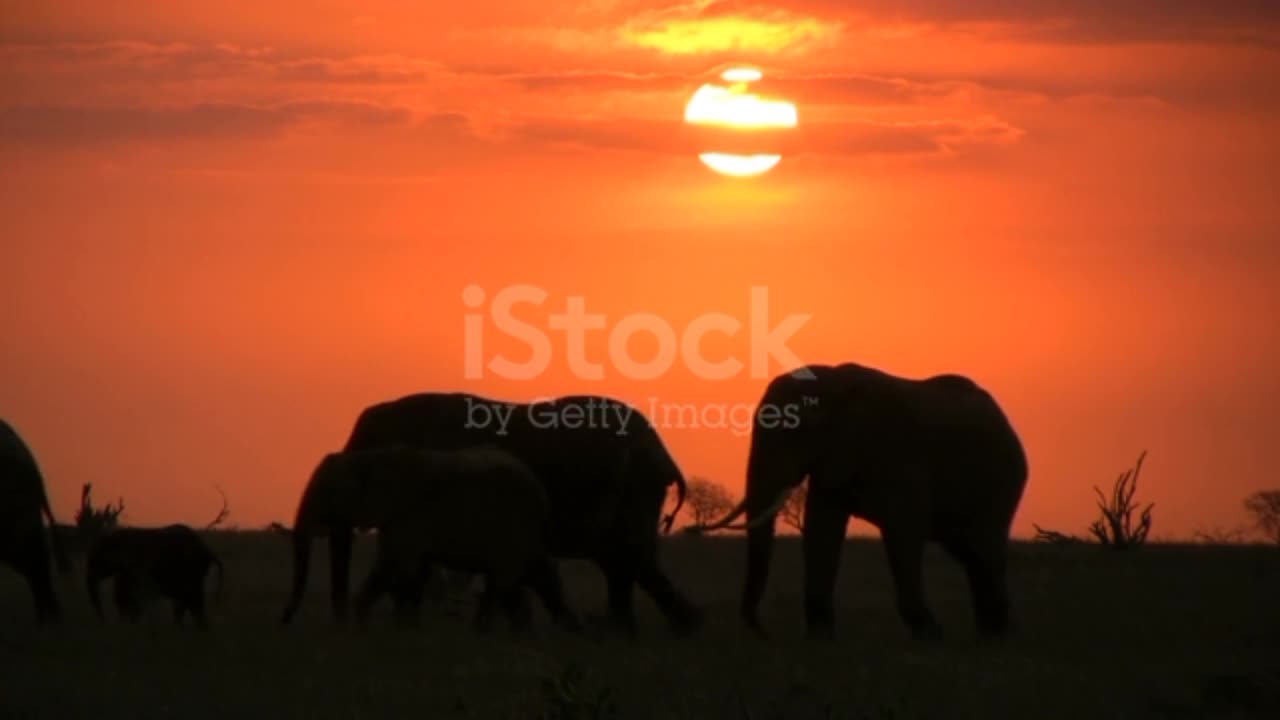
top-left (2, 1), bottom-right (1279, 539)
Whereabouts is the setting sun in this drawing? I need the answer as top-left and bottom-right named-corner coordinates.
top-left (683, 65), bottom-right (798, 177)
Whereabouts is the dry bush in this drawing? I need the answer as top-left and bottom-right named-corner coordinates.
top-left (1088, 450), bottom-right (1154, 549)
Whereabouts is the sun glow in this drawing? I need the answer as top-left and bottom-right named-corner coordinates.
top-left (696, 153), bottom-right (782, 177)
top-left (683, 65), bottom-right (797, 178)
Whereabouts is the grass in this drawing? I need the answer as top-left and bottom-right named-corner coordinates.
top-left (2, 534), bottom-right (1278, 719)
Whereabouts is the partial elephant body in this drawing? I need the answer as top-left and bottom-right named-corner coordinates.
top-left (712, 363), bottom-right (1028, 639)
top-left (291, 392), bottom-right (701, 634)
top-left (0, 419), bottom-right (68, 624)
top-left (284, 444), bottom-right (576, 631)
top-left (350, 443), bottom-right (570, 627)
top-left (87, 524), bottom-right (224, 627)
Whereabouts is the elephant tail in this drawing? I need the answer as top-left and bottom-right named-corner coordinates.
top-left (209, 553), bottom-right (225, 607)
top-left (661, 473), bottom-right (687, 535)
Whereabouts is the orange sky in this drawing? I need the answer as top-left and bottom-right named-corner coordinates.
top-left (2, 1), bottom-right (1279, 539)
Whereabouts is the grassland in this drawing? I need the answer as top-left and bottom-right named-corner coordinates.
top-left (2, 533), bottom-right (1277, 719)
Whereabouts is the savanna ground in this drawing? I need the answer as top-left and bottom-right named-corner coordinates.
top-left (2, 533), bottom-right (1278, 719)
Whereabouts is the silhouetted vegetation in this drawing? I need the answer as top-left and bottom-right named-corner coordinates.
top-left (1031, 524), bottom-right (1084, 545)
top-left (684, 477), bottom-right (735, 528)
top-left (205, 486), bottom-right (232, 530)
top-left (73, 483), bottom-right (124, 540)
top-left (1191, 525), bottom-right (1250, 545)
top-left (1244, 490), bottom-right (1280, 544)
top-left (1088, 450), bottom-right (1154, 549)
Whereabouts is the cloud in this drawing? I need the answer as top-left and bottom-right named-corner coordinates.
top-left (703, 0), bottom-right (1280, 45)
top-left (0, 42), bottom-right (439, 86)
top-left (501, 113), bottom-right (1024, 157)
top-left (613, 0), bottom-right (842, 55)
top-left (0, 101), bottom-right (416, 145)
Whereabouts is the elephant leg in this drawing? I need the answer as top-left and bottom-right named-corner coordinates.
top-left (881, 528), bottom-right (942, 641)
top-left (499, 587), bottom-right (533, 633)
top-left (802, 503), bottom-right (848, 639)
top-left (9, 532), bottom-right (60, 624)
top-left (526, 560), bottom-right (581, 632)
top-left (115, 577), bottom-right (143, 622)
top-left (354, 564), bottom-right (392, 623)
top-left (329, 527), bottom-right (353, 622)
top-left (633, 552), bottom-right (703, 636)
top-left (172, 595), bottom-right (188, 625)
top-left (941, 533), bottom-right (1011, 636)
top-left (601, 561), bottom-right (637, 635)
top-left (187, 578), bottom-right (209, 629)
top-left (472, 577), bottom-right (501, 634)
top-left (388, 573), bottom-right (424, 628)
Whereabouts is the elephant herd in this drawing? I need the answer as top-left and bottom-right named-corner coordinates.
top-left (0, 362), bottom-right (1030, 641)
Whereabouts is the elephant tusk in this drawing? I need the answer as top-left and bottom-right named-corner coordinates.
top-left (684, 488), bottom-right (792, 533)
top-left (683, 499), bottom-right (749, 533)
top-left (724, 489), bottom-right (792, 531)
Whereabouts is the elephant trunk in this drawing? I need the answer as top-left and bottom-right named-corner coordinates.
top-left (280, 527), bottom-right (311, 624)
top-left (661, 472), bottom-right (687, 535)
top-left (740, 434), bottom-right (804, 635)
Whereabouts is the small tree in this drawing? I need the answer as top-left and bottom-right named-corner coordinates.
top-left (1088, 450), bottom-right (1154, 549)
top-left (74, 483), bottom-right (124, 540)
top-left (779, 482), bottom-right (807, 533)
top-left (1243, 490), bottom-right (1280, 544)
top-left (684, 477), bottom-right (736, 529)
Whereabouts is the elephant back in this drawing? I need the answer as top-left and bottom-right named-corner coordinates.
top-left (0, 419), bottom-right (47, 529)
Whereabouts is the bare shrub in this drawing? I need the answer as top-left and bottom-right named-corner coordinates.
top-left (1088, 450), bottom-right (1154, 549)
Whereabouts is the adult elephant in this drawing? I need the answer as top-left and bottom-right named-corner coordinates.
top-left (1, 419), bottom-right (69, 624)
top-left (287, 393), bottom-right (701, 634)
top-left (282, 444), bottom-right (578, 631)
top-left (694, 363), bottom-right (1028, 640)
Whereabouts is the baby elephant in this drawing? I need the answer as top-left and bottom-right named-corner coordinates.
top-left (87, 524), bottom-right (224, 626)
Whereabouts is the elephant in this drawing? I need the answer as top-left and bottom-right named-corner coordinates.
top-left (286, 392), bottom-right (701, 635)
top-left (1, 419), bottom-right (69, 624)
top-left (694, 363), bottom-right (1029, 640)
top-left (281, 443), bottom-right (579, 632)
top-left (87, 524), bottom-right (224, 627)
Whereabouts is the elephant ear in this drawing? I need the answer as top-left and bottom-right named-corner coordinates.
top-left (805, 381), bottom-right (918, 492)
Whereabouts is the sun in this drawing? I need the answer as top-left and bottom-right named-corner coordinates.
top-left (683, 65), bottom-right (798, 178)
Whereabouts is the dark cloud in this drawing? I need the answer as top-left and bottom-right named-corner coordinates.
top-left (505, 114), bottom-right (1023, 157)
top-left (495, 70), bottom-right (697, 93)
top-left (0, 101), bottom-right (417, 145)
top-left (0, 42), bottom-right (436, 85)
